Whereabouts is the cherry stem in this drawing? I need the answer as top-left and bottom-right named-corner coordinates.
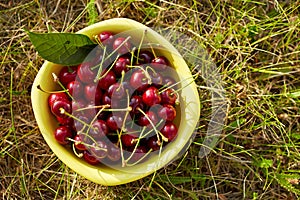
top-left (117, 70), bottom-right (125, 91)
top-left (137, 108), bottom-right (168, 142)
top-left (136, 29), bottom-right (147, 64)
top-left (125, 149), bottom-right (152, 167)
top-left (70, 142), bottom-right (83, 158)
top-left (93, 45), bottom-right (106, 81)
top-left (52, 73), bottom-right (74, 100)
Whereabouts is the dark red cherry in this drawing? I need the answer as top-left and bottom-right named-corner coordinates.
top-left (129, 95), bottom-right (145, 115)
top-left (151, 56), bottom-right (168, 71)
top-left (83, 150), bottom-right (100, 165)
top-left (97, 31), bottom-right (114, 46)
top-left (113, 56), bottom-right (130, 77)
top-left (106, 114), bottom-right (123, 131)
top-left (149, 71), bottom-right (163, 86)
top-left (67, 81), bottom-right (83, 96)
top-left (160, 122), bottom-right (178, 142)
top-left (84, 84), bottom-right (103, 103)
top-left (54, 126), bottom-right (72, 145)
top-left (48, 92), bottom-right (69, 106)
top-left (89, 120), bottom-right (109, 140)
top-left (137, 111), bottom-right (158, 127)
top-left (107, 144), bottom-right (121, 162)
top-left (98, 70), bottom-right (116, 90)
top-left (158, 104), bottom-right (176, 121)
top-left (51, 100), bottom-right (72, 118)
top-left (142, 86), bottom-right (161, 106)
top-left (121, 134), bottom-right (138, 147)
top-left (107, 83), bottom-right (125, 99)
top-left (147, 136), bottom-right (161, 151)
top-left (113, 37), bottom-right (131, 54)
top-left (130, 69), bottom-right (149, 91)
top-left (161, 88), bottom-right (177, 105)
top-left (71, 99), bottom-right (86, 112)
top-left (128, 146), bottom-right (147, 163)
top-left (77, 62), bottom-right (97, 84)
top-left (58, 66), bottom-right (78, 86)
top-left (90, 140), bottom-right (108, 159)
top-left (163, 76), bottom-right (176, 88)
top-left (137, 50), bottom-right (154, 64)
top-left (74, 134), bottom-right (87, 151)
top-left (56, 116), bottom-right (74, 126)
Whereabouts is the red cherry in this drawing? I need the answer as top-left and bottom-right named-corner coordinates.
top-left (107, 83), bottom-right (125, 99)
top-left (149, 71), bottom-right (163, 86)
top-left (151, 56), bottom-right (168, 71)
top-left (163, 76), bottom-right (176, 88)
top-left (48, 93), bottom-right (69, 106)
top-left (54, 126), bottom-right (72, 145)
top-left (160, 122), bottom-right (178, 142)
top-left (77, 62), bottom-right (97, 84)
top-left (90, 140), bottom-right (108, 159)
top-left (142, 86), bottom-right (161, 106)
top-left (51, 100), bottom-right (72, 118)
top-left (121, 134), bottom-right (138, 147)
top-left (98, 70), bottom-right (116, 90)
top-left (67, 80), bottom-right (83, 96)
top-left (113, 56), bottom-right (130, 77)
top-left (89, 120), bottom-right (109, 140)
top-left (129, 95), bottom-right (145, 115)
top-left (137, 50), bottom-right (154, 64)
top-left (129, 69), bottom-right (149, 92)
top-left (74, 134), bottom-right (87, 151)
top-left (158, 104), bottom-right (176, 121)
top-left (98, 31), bottom-right (114, 46)
top-left (58, 66), bottom-right (78, 86)
top-left (56, 116), bottom-right (74, 126)
top-left (107, 143), bottom-right (121, 162)
top-left (137, 111), bottom-right (158, 127)
top-left (127, 146), bottom-right (147, 163)
top-left (84, 84), bottom-right (103, 103)
top-left (106, 114), bottom-right (123, 131)
top-left (161, 88), bottom-right (177, 105)
top-left (83, 150), bottom-right (100, 165)
top-left (147, 136), bottom-right (161, 151)
top-left (113, 37), bottom-right (131, 54)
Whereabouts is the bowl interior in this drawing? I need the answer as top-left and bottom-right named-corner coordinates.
top-left (31, 18), bottom-right (200, 185)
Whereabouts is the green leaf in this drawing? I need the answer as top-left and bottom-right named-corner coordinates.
top-left (26, 31), bottom-right (97, 66)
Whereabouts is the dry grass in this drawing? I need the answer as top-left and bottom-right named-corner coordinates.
top-left (1, 0), bottom-right (300, 199)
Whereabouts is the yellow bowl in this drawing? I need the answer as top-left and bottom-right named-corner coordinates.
top-left (31, 18), bottom-right (200, 185)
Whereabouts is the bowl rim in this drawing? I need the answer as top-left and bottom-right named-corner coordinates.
top-left (31, 18), bottom-right (200, 185)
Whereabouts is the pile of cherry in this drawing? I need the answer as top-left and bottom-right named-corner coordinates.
top-left (47, 31), bottom-right (180, 166)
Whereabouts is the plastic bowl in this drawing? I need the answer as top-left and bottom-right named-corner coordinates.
top-left (31, 18), bottom-right (200, 185)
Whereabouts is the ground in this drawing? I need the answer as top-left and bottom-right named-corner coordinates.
top-left (1, 0), bottom-right (300, 199)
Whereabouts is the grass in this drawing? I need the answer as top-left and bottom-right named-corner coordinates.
top-left (1, 0), bottom-right (300, 199)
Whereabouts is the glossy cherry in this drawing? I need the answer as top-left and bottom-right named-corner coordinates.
top-left (137, 110), bottom-right (158, 127)
top-left (151, 56), bottom-right (168, 71)
top-left (89, 119), bottom-right (109, 140)
top-left (77, 62), bottom-right (97, 84)
top-left (106, 114), bottom-right (123, 131)
top-left (83, 150), bottom-right (100, 165)
top-left (98, 70), bottom-right (116, 90)
top-left (160, 122), bottom-right (178, 142)
top-left (107, 83), bottom-right (125, 99)
top-left (113, 37), bottom-right (131, 54)
top-left (142, 86), bottom-right (161, 106)
top-left (97, 31), bottom-right (114, 46)
top-left (67, 80), bottom-right (83, 96)
top-left (147, 136), bottom-right (161, 151)
top-left (129, 69), bottom-right (149, 92)
top-left (158, 104), bottom-right (176, 121)
top-left (129, 95), bottom-right (145, 115)
top-left (48, 92), bottom-right (69, 106)
top-left (160, 88), bottom-right (177, 105)
top-left (121, 134), bottom-right (138, 147)
top-left (58, 66), bottom-right (78, 86)
top-left (84, 84), bottom-right (102, 103)
top-left (74, 134), bottom-right (87, 151)
top-left (51, 100), bottom-right (72, 118)
top-left (113, 56), bottom-right (130, 77)
top-left (90, 140), bottom-right (108, 159)
top-left (54, 126), bottom-right (73, 145)
top-left (137, 50), bottom-right (154, 64)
